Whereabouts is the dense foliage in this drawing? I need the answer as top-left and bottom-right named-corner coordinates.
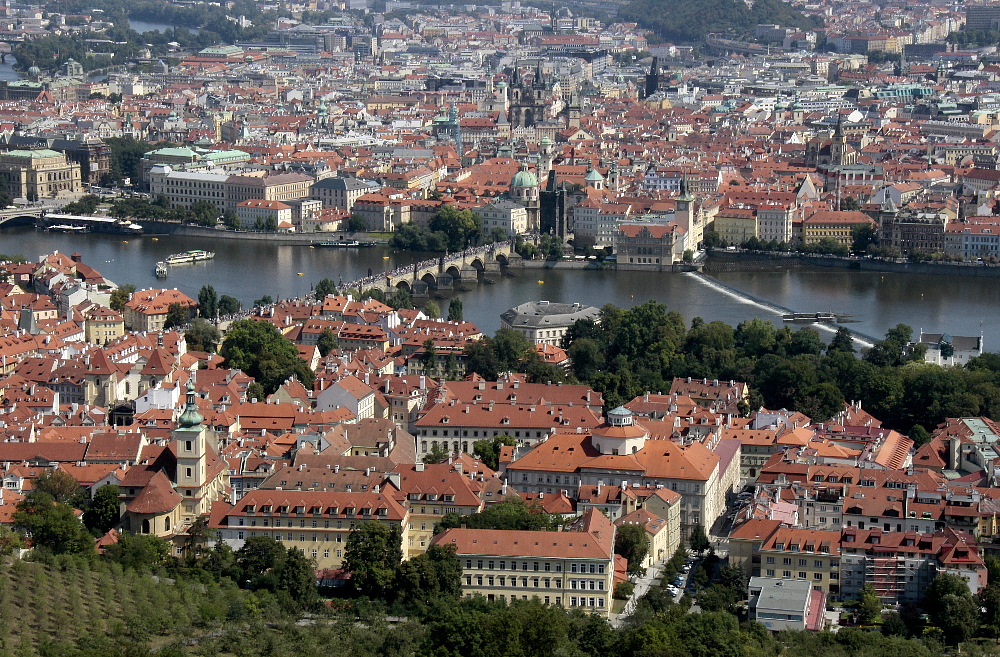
top-left (557, 301), bottom-right (1000, 436)
top-left (464, 328), bottom-right (566, 383)
top-left (436, 498), bottom-right (563, 533)
top-left (220, 319), bottom-right (315, 394)
top-left (617, 0), bottom-right (819, 43)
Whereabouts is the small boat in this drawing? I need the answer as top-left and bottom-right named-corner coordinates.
top-left (297, 272), bottom-right (304, 276)
top-left (165, 249), bottom-right (215, 265)
top-left (155, 262), bottom-right (168, 278)
top-left (782, 312), bottom-right (856, 324)
top-left (152, 237), bottom-right (158, 241)
top-left (311, 239), bottom-right (376, 248)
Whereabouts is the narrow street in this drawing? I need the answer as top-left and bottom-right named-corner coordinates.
top-left (611, 560), bottom-right (665, 628)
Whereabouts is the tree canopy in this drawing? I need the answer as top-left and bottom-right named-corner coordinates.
top-left (342, 521), bottom-right (403, 598)
top-left (220, 319), bottom-right (315, 394)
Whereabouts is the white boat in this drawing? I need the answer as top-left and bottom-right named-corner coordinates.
top-left (165, 249), bottom-right (215, 265)
top-left (155, 262), bottom-right (168, 278)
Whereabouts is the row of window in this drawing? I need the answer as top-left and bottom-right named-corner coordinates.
top-left (766, 557), bottom-right (835, 567)
top-left (466, 575), bottom-right (604, 590)
top-left (237, 530), bottom-right (345, 543)
top-left (465, 559), bottom-right (605, 574)
top-left (764, 570), bottom-right (836, 580)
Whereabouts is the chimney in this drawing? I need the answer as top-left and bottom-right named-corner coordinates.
top-left (420, 375), bottom-right (426, 390)
top-left (297, 464), bottom-right (304, 472)
top-left (415, 462), bottom-right (425, 472)
top-left (455, 462), bottom-right (463, 473)
top-left (334, 464), bottom-right (340, 473)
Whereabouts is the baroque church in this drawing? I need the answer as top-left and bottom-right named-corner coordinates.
top-left (119, 380), bottom-right (230, 542)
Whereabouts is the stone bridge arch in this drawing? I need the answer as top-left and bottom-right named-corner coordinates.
top-left (420, 271), bottom-right (437, 288)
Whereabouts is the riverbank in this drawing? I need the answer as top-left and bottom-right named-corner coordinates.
top-left (705, 250), bottom-right (1000, 278)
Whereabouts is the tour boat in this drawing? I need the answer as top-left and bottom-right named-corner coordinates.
top-left (165, 250), bottom-right (215, 265)
top-left (155, 262), bottom-right (168, 278)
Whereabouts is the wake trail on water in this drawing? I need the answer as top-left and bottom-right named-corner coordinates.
top-left (684, 272), bottom-right (876, 349)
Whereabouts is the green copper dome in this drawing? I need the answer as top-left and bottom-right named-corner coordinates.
top-left (177, 380), bottom-right (204, 428)
top-left (511, 165), bottom-right (538, 188)
top-left (584, 166), bottom-right (604, 183)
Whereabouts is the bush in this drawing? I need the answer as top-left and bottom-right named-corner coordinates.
top-left (615, 581), bottom-right (635, 599)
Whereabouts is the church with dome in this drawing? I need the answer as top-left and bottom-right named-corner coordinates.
top-left (119, 380), bottom-right (230, 541)
top-left (505, 405), bottom-right (742, 539)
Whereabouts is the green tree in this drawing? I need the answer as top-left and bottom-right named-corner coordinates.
top-left (568, 337), bottom-right (605, 381)
top-left (347, 216), bottom-right (367, 232)
top-left (980, 580), bottom-right (1000, 638)
top-left (909, 424), bottom-right (931, 446)
top-left (935, 594), bottom-right (979, 645)
top-left (881, 611), bottom-right (910, 637)
top-left (184, 318), bottom-right (220, 353)
top-left (31, 469), bottom-right (85, 506)
top-left (615, 580), bottom-right (635, 599)
top-left (0, 525), bottom-right (23, 555)
top-left (316, 329), bottom-right (339, 357)
top-left (447, 298), bottom-right (463, 322)
top-left (423, 300), bottom-right (440, 319)
top-left (109, 284), bottom-right (135, 312)
top-left (105, 533), bottom-right (171, 570)
top-left (463, 339), bottom-right (499, 380)
top-left (423, 443), bottom-right (450, 464)
top-left (437, 498), bottom-right (560, 532)
top-left (689, 523), bottom-right (710, 553)
top-left (274, 546), bottom-right (317, 608)
top-left (163, 302), bottom-right (190, 329)
top-left (252, 295), bottom-right (273, 308)
top-left (82, 485), bottom-right (120, 535)
top-left (236, 536), bottom-right (287, 582)
top-left (197, 285), bottom-right (218, 318)
top-left (393, 544), bottom-right (462, 606)
top-left (221, 319), bottom-right (315, 394)
top-left (851, 223), bottom-right (878, 254)
top-left (387, 286), bottom-right (412, 310)
top-left (419, 338), bottom-right (437, 374)
top-left (222, 209), bottom-right (240, 229)
top-left (615, 523), bottom-right (650, 574)
top-left (858, 583), bottom-right (882, 624)
top-left (314, 278), bottom-right (337, 300)
top-left (218, 295), bottom-right (241, 315)
top-left (12, 491), bottom-right (91, 555)
top-left (342, 521), bottom-right (403, 598)
top-left (430, 205), bottom-right (482, 251)
top-left (472, 434), bottom-right (516, 470)
top-left (828, 326), bottom-right (856, 354)
top-left (925, 573), bottom-right (978, 644)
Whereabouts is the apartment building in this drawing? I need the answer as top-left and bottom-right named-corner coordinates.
top-left (212, 489), bottom-right (410, 570)
top-left (392, 460), bottom-right (487, 558)
top-left (430, 508), bottom-right (616, 616)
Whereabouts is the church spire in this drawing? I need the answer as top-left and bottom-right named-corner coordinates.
top-left (177, 379), bottom-right (204, 429)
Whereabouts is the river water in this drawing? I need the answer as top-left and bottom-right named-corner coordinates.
top-left (1, 225), bottom-right (996, 346)
top-left (128, 19), bottom-right (201, 34)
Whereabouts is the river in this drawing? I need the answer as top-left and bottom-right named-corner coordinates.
top-left (128, 18), bottom-right (201, 34)
top-left (0, 226), bottom-right (996, 346)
